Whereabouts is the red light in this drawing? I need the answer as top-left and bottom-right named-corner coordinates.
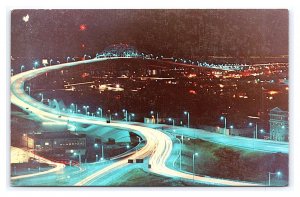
top-left (189, 90), bottom-right (196, 95)
top-left (79, 24), bottom-right (87, 31)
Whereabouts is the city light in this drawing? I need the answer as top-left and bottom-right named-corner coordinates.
top-left (33, 61), bottom-right (39, 67)
top-left (79, 24), bottom-right (87, 31)
top-left (10, 10), bottom-right (289, 187)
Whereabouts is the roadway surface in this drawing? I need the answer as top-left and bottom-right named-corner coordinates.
top-left (11, 57), bottom-right (264, 186)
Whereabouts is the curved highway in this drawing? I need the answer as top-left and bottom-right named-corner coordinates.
top-left (11, 57), bottom-right (260, 186)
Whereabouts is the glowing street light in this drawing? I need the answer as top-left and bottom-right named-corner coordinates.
top-left (184, 111), bottom-right (190, 128)
top-left (20, 65), bottom-right (25, 72)
top-left (268, 171), bottom-right (282, 186)
top-left (220, 116), bottom-right (227, 135)
top-left (33, 60), bottom-right (39, 68)
top-left (129, 113), bottom-right (135, 122)
top-left (249, 122), bottom-right (258, 139)
top-left (150, 111), bottom-right (159, 124)
top-left (73, 152), bottom-right (81, 165)
top-left (83, 106), bottom-right (89, 115)
top-left (25, 86), bottom-right (31, 96)
top-left (101, 145), bottom-right (104, 160)
top-left (168, 118), bottom-right (175, 128)
top-left (38, 93), bottom-right (44, 102)
top-left (70, 103), bottom-right (77, 113)
top-left (97, 107), bottom-right (103, 118)
top-left (192, 152), bottom-right (199, 183)
top-left (83, 54), bottom-right (91, 60)
top-left (122, 109), bottom-right (128, 122)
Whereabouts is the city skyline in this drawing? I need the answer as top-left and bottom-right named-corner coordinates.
top-left (10, 9), bottom-right (289, 187)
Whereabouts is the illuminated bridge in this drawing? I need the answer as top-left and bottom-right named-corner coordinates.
top-left (94, 44), bottom-right (247, 71)
top-left (96, 44), bottom-right (141, 58)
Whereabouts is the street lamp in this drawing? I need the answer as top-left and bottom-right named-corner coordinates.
top-left (122, 109), bottom-right (128, 122)
top-left (249, 122), bottom-right (258, 139)
top-left (97, 107), bottom-right (103, 118)
top-left (114, 113), bottom-right (118, 120)
top-left (220, 116), bottom-right (227, 135)
top-left (70, 103), bottom-right (77, 113)
top-left (150, 111), bottom-right (159, 124)
top-left (268, 171), bottom-right (282, 186)
top-left (83, 54), bottom-right (91, 60)
top-left (184, 111), bottom-right (190, 128)
top-left (193, 152), bottom-right (198, 183)
top-left (20, 65), bottom-right (25, 72)
top-left (168, 118), bottom-right (175, 128)
top-left (83, 106), bottom-right (89, 115)
top-left (50, 59), bottom-right (53, 66)
top-left (129, 113), bottom-right (135, 122)
top-left (38, 93), bottom-right (44, 102)
top-left (67, 56), bottom-right (70, 63)
top-left (26, 86), bottom-right (31, 96)
top-left (73, 152), bottom-right (81, 165)
top-left (33, 60), bottom-right (39, 68)
top-left (101, 144), bottom-right (104, 160)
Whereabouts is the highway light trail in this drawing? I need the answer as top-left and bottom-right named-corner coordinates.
top-left (11, 57), bottom-right (260, 186)
top-left (11, 147), bottom-right (65, 180)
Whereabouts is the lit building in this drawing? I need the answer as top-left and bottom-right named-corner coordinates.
top-left (21, 131), bottom-right (86, 153)
top-left (269, 107), bottom-right (288, 141)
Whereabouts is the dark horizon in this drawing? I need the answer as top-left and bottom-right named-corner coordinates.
top-left (11, 9), bottom-right (288, 61)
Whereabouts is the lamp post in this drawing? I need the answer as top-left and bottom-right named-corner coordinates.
top-left (150, 111), bottom-right (159, 124)
top-left (249, 122), bottom-right (258, 139)
top-left (122, 109), bottom-right (128, 122)
top-left (184, 111), bottom-right (190, 128)
top-left (268, 171), bottom-right (282, 186)
top-left (101, 144), bottom-right (104, 160)
top-left (67, 57), bottom-right (70, 63)
top-left (26, 86), bottom-right (31, 96)
top-left (168, 118), bottom-right (175, 128)
top-left (83, 106), bottom-right (89, 115)
top-left (33, 61), bottom-right (39, 68)
top-left (220, 116), bottom-right (227, 135)
top-left (39, 93), bottom-right (44, 102)
top-left (107, 110), bottom-right (112, 122)
top-left (21, 65), bottom-right (25, 72)
top-left (97, 107), bottom-right (103, 118)
top-left (175, 135), bottom-right (183, 171)
top-left (129, 113), bottom-right (135, 122)
top-left (73, 152), bottom-right (81, 165)
top-left (70, 103), bottom-right (77, 113)
top-left (193, 152), bottom-right (198, 183)
top-left (114, 113), bottom-right (118, 120)
top-left (50, 59), bottom-right (53, 66)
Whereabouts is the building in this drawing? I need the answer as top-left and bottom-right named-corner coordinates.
top-left (269, 107), bottom-right (289, 141)
top-left (21, 131), bottom-right (86, 154)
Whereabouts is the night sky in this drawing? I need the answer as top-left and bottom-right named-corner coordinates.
top-left (11, 9), bottom-right (288, 61)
